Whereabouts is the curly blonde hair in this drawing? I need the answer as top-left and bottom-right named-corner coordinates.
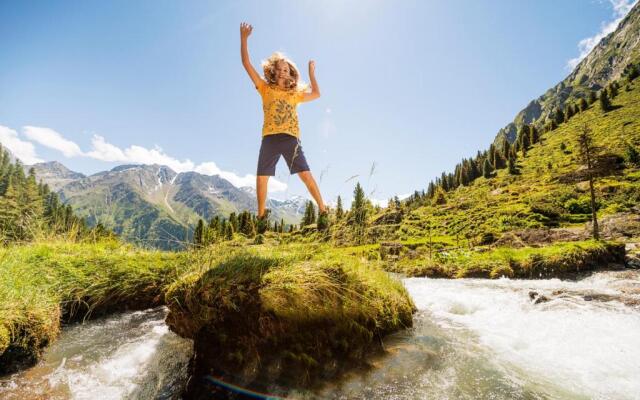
top-left (260, 51), bottom-right (309, 92)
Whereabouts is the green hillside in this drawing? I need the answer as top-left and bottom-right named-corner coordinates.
top-left (400, 77), bottom-right (639, 241)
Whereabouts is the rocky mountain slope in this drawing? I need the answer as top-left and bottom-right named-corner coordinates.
top-left (23, 162), bottom-right (306, 249)
top-left (494, 2), bottom-right (640, 145)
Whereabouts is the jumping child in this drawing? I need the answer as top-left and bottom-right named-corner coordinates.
top-left (240, 22), bottom-right (328, 233)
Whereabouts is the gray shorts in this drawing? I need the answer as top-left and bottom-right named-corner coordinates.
top-left (257, 133), bottom-right (310, 176)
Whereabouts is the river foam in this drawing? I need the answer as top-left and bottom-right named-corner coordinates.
top-left (404, 270), bottom-right (640, 400)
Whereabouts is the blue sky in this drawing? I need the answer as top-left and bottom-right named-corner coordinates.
top-left (0, 0), bottom-right (637, 205)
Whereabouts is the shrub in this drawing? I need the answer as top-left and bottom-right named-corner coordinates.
top-left (564, 196), bottom-right (597, 214)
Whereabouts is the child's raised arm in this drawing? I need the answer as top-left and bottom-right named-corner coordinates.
top-left (240, 22), bottom-right (265, 90)
top-left (300, 60), bottom-right (321, 103)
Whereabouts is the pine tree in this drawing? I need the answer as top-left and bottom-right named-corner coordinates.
top-left (529, 125), bottom-right (539, 145)
top-left (565, 105), bottom-right (574, 121)
top-left (224, 221), bottom-right (234, 240)
top-left (482, 158), bottom-right (493, 178)
top-left (23, 168), bottom-right (44, 225)
top-left (508, 155), bottom-right (518, 175)
top-left (599, 89), bottom-right (611, 111)
top-left (624, 142), bottom-right (640, 167)
top-left (426, 182), bottom-right (436, 198)
top-left (576, 124), bottom-right (599, 240)
top-left (501, 139), bottom-right (511, 161)
top-left (554, 110), bottom-right (565, 125)
top-left (303, 200), bottom-right (316, 226)
top-left (588, 91), bottom-right (597, 104)
top-left (579, 98), bottom-right (588, 112)
top-left (350, 182), bottom-right (367, 240)
top-left (335, 195), bottom-right (344, 220)
top-left (193, 219), bottom-right (205, 247)
top-left (0, 176), bottom-right (20, 240)
top-left (229, 212), bottom-right (238, 232)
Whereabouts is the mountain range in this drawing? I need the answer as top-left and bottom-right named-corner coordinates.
top-left (23, 161), bottom-right (306, 249)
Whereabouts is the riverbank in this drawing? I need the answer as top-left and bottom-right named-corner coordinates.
top-left (164, 243), bottom-right (415, 398)
top-left (0, 239), bottom-right (416, 397)
top-left (0, 239), bottom-right (190, 374)
top-left (383, 239), bottom-right (627, 279)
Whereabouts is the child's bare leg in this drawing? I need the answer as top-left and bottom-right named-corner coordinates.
top-left (257, 175), bottom-right (269, 217)
top-left (297, 171), bottom-right (326, 213)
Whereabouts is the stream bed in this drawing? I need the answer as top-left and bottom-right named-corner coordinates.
top-left (1, 270), bottom-right (639, 399)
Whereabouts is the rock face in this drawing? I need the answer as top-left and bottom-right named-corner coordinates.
top-left (626, 243), bottom-right (640, 268)
top-left (586, 209), bottom-right (640, 240)
top-left (493, 1), bottom-right (640, 147)
top-left (23, 161), bottom-right (86, 191)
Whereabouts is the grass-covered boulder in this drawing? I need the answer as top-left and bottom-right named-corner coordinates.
top-left (165, 243), bottom-right (414, 398)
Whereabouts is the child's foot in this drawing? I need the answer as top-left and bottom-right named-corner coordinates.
top-left (256, 209), bottom-right (270, 234)
top-left (317, 210), bottom-right (329, 231)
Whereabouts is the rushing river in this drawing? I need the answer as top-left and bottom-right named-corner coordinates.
top-left (1, 271), bottom-right (639, 400)
top-left (0, 307), bottom-right (193, 400)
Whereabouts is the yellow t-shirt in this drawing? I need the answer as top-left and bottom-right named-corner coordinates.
top-left (256, 80), bottom-right (304, 138)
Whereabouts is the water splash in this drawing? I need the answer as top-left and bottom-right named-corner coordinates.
top-left (0, 307), bottom-right (193, 400)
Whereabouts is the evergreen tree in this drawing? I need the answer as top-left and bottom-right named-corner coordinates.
top-left (508, 155), bottom-right (518, 175)
top-left (501, 139), bottom-right (511, 161)
top-left (426, 182), bottom-right (436, 198)
top-left (565, 105), bottom-right (574, 121)
top-left (394, 196), bottom-right (401, 209)
top-left (575, 124), bottom-right (599, 240)
top-left (579, 98), bottom-right (588, 112)
top-left (482, 158), bottom-right (493, 178)
top-left (303, 200), bottom-right (316, 226)
top-left (335, 195), bottom-right (344, 220)
top-left (599, 89), bottom-right (611, 111)
top-left (193, 219), bottom-right (205, 247)
top-left (529, 125), bottom-right (539, 145)
top-left (350, 182), bottom-right (368, 240)
top-left (224, 221), bottom-right (234, 240)
top-left (0, 176), bottom-right (20, 240)
top-left (588, 91), bottom-right (597, 104)
top-left (440, 172), bottom-right (449, 191)
top-left (624, 142), bottom-right (640, 167)
top-left (229, 212), bottom-right (238, 232)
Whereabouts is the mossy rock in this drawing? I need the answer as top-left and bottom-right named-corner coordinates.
top-left (165, 246), bottom-right (415, 397)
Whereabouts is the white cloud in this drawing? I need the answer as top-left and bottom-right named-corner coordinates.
top-left (84, 134), bottom-right (127, 162)
top-left (567, 0), bottom-right (638, 70)
top-left (4, 126), bottom-right (289, 192)
top-left (87, 134), bottom-right (288, 191)
top-left (23, 126), bottom-right (84, 157)
top-left (195, 161), bottom-right (288, 192)
top-left (0, 125), bottom-right (44, 164)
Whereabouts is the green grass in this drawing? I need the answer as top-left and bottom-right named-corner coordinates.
top-left (0, 238), bottom-right (191, 373)
top-left (386, 240), bottom-right (625, 279)
top-left (0, 237), bottom-right (415, 384)
top-left (341, 78), bottom-right (640, 249)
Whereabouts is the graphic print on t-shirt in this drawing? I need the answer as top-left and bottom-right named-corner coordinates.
top-left (273, 99), bottom-right (295, 126)
top-left (257, 80), bottom-right (303, 137)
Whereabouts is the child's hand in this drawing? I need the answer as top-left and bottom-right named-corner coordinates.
top-left (309, 60), bottom-right (315, 74)
top-left (240, 22), bottom-right (253, 40)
